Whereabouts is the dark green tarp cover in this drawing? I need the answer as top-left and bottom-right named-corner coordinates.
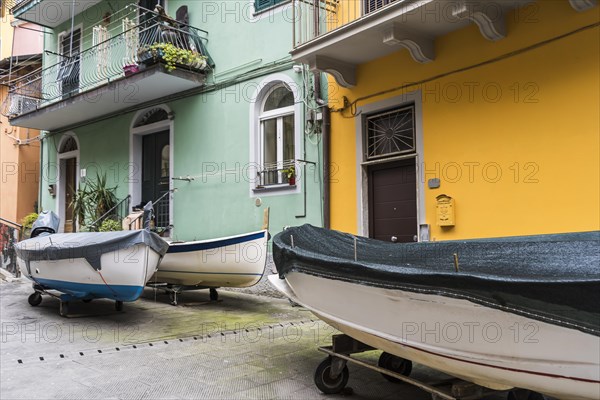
top-left (16, 230), bottom-right (169, 273)
top-left (273, 225), bottom-right (600, 337)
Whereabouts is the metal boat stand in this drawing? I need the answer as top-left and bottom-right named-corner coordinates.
top-left (315, 334), bottom-right (504, 400)
top-left (28, 284), bottom-right (124, 317)
top-left (147, 283), bottom-right (219, 306)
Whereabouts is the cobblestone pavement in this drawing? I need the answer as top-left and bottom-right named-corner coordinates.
top-left (1, 277), bottom-right (508, 400)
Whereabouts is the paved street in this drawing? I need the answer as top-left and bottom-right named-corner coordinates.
top-left (1, 277), bottom-right (508, 400)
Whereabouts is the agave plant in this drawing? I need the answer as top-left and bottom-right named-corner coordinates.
top-left (70, 173), bottom-right (118, 231)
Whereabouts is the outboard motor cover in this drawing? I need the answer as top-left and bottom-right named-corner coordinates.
top-left (30, 211), bottom-right (60, 238)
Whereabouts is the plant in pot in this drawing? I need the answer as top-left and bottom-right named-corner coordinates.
top-left (70, 173), bottom-right (118, 231)
top-left (282, 165), bottom-right (296, 185)
top-left (146, 43), bottom-right (208, 72)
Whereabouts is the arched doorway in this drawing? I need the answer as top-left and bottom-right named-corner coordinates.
top-left (130, 106), bottom-right (173, 232)
top-left (57, 134), bottom-right (79, 233)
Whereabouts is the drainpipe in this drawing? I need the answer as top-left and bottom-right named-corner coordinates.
top-left (313, 71), bottom-right (330, 229)
top-left (322, 103), bottom-right (330, 229)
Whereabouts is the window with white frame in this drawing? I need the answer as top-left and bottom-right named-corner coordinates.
top-left (257, 84), bottom-right (296, 187)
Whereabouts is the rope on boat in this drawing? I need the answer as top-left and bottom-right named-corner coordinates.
top-left (97, 270), bottom-right (120, 298)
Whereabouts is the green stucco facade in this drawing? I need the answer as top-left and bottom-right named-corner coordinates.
top-left (38, 0), bottom-right (324, 241)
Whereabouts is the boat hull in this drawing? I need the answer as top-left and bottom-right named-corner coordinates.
top-left (151, 230), bottom-right (268, 288)
top-left (18, 244), bottom-right (162, 302)
top-left (270, 272), bottom-right (600, 400)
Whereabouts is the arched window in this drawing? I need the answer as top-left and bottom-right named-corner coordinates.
top-left (258, 84), bottom-right (295, 186)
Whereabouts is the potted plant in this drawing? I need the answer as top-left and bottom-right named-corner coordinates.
top-left (143, 43), bottom-right (208, 72)
top-left (123, 64), bottom-right (139, 76)
top-left (282, 165), bottom-right (296, 185)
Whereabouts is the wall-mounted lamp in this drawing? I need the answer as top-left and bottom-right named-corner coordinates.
top-left (48, 184), bottom-right (56, 197)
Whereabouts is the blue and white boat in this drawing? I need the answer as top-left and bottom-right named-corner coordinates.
top-left (15, 211), bottom-right (168, 316)
top-left (149, 230), bottom-right (269, 304)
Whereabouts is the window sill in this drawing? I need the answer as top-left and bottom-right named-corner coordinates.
top-left (253, 184), bottom-right (296, 193)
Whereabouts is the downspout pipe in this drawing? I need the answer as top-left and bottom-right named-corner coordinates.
top-left (313, 71), bottom-right (330, 229)
top-left (322, 103), bottom-right (331, 229)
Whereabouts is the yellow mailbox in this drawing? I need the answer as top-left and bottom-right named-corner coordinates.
top-left (436, 194), bottom-right (455, 227)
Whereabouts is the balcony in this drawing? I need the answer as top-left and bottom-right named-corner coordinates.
top-left (10, 0), bottom-right (104, 29)
top-left (291, 0), bottom-right (533, 87)
top-left (3, 5), bottom-right (212, 131)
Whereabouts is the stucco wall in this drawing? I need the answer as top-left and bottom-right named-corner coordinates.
top-left (328, 1), bottom-right (600, 239)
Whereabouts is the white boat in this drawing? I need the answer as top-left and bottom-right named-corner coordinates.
top-left (149, 230), bottom-right (269, 303)
top-left (269, 225), bottom-right (600, 400)
top-left (15, 211), bottom-right (168, 315)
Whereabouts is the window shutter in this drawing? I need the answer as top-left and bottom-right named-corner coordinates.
top-left (255, 0), bottom-right (275, 12)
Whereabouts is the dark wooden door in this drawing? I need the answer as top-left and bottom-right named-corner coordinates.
top-left (368, 160), bottom-right (417, 243)
top-left (142, 131), bottom-right (170, 229)
top-left (64, 158), bottom-right (77, 233)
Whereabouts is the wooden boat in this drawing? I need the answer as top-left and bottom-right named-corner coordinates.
top-left (149, 230), bottom-right (269, 304)
top-left (15, 211), bottom-right (168, 316)
top-left (269, 225), bottom-right (600, 400)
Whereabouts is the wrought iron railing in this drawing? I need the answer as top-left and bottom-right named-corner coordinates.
top-left (89, 195), bottom-right (131, 232)
top-left (2, 4), bottom-right (211, 119)
top-left (293, 0), bottom-right (399, 48)
top-left (5, 0), bottom-right (31, 13)
top-left (257, 160), bottom-right (297, 187)
top-left (0, 217), bottom-right (23, 277)
top-left (128, 189), bottom-right (174, 234)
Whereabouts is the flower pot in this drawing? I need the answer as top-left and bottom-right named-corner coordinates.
top-left (288, 176), bottom-right (296, 185)
top-left (124, 64), bottom-right (139, 76)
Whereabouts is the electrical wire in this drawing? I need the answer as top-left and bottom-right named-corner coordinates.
top-left (335, 21), bottom-right (600, 117)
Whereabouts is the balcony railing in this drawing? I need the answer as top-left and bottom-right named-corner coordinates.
top-left (293, 0), bottom-right (399, 48)
top-left (2, 4), bottom-right (211, 120)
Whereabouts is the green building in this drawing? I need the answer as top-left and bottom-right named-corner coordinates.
top-left (6, 0), bottom-right (325, 241)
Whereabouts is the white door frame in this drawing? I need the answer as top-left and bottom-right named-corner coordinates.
top-left (354, 91), bottom-right (425, 239)
top-left (129, 105), bottom-right (174, 235)
top-left (56, 133), bottom-right (80, 233)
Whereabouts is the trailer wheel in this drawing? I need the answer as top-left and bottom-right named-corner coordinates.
top-left (209, 288), bottom-right (219, 301)
top-left (59, 301), bottom-right (69, 317)
top-left (28, 292), bottom-right (42, 307)
top-left (378, 352), bottom-right (412, 383)
top-left (115, 301), bottom-right (124, 312)
top-left (314, 357), bottom-right (349, 394)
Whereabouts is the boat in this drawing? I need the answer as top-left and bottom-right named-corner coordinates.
top-left (15, 209), bottom-right (168, 316)
top-left (149, 229), bottom-right (269, 304)
top-left (269, 224), bottom-right (600, 400)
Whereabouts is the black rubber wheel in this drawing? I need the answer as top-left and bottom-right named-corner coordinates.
top-left (378, 352), bottom-right (412, 383)
top-left (314, 357), bottom-right (349, 394)
top-left (28, 292), bottom-right (42, 307)
top-left (115, 301), bottom-right (124, 312)
top-left (209, 288), bottom-right (218, 301)
top-left (59, 301), bottom-right (69, 317)
top-left (82, 299), bottom-right (93, 303)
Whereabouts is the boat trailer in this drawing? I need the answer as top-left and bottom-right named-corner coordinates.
top-left (147, 283), bottom-right (219, 306)
top-left (28, 284), bottom-right (124, 317)
top-left (315, 334), bottom-right (547, 400)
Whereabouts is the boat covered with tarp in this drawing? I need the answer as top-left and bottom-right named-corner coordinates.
top-left (16, 209), bottom-right (168, 316)
top-left (269, 224), bottom-right (600, 399)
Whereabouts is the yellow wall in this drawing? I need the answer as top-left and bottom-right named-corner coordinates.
top-left (329, 1), bottom-right (600, 239)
